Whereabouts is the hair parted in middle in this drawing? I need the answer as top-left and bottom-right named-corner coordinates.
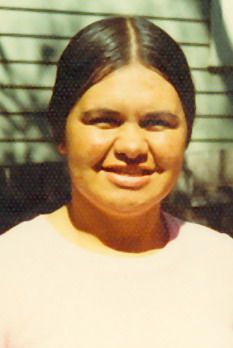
top-left (48, 16), bottom-right (195, 145)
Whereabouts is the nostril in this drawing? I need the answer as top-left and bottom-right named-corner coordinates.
top-left (113, 124), bottom-right (148, 160)
top-left (116, 152), bottom-right (147, 164)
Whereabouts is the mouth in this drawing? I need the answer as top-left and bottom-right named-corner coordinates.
top-left (103, 166), bottom-right (155, 175)
top-left (102, 166), bottom-right (155, 189)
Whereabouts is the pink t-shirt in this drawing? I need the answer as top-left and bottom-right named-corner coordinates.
top-left (0, 213), bottom-right (232, 347)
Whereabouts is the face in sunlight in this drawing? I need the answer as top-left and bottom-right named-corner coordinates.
top-left (60, 64), bottom-right (187, 216)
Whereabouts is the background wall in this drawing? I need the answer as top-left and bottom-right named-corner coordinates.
top-left (209, 0), bottom-right (233, 69)
top-left (0, 0), bottom-right (232, 233)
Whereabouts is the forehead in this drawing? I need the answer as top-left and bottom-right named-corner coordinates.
top-left (76, 64), bottom-right (183, 113)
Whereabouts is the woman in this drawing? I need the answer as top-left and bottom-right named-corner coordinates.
top-left (0, 16), bottom-right (232, 347)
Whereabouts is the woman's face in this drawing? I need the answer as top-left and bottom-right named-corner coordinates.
top-left (61, 64), bottom-right (187, 216)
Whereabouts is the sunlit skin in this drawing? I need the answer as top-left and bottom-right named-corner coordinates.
top-left (55, 63), bottom-right (188, 253)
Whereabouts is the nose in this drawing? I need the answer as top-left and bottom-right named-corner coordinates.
top-left (114, 123), bottom-right (148, 163)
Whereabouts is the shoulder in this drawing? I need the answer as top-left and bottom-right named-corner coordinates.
top-left (165, 211), bottom-right (233, 243)
top-left (0, 214), bottom-right (54, 263)
top-left (0, 216), bottom-right (49, 300)
top-left (0, 212), bottom-right (68, 298)
top-left (165, 212), bottom-right (233, 265)
top-left (181, 218), bottom-right (233, 248)
top-left (0, 214), bottom-right (48, 241)
top-left (0, 214), bottom-right (66, 329)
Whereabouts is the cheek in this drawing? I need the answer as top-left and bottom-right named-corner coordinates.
top-left (149, 131), bottom-right (186, 169)
top-left (66, 126), bottom-right (114, 167)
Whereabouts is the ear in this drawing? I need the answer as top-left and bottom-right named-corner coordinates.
top-left (58, 142), bottom-right (67, 155)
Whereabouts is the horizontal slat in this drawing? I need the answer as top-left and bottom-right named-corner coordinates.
top-left (196, 91), bottom-right (233, 96)
top-left (191, 139), bottom-right (233, 143)
top-left (0, 89), bottom-right (51, 113)
top-left (0, 115), bottom-right (50, 139)
top-left (0, 138), bottom-right (51, 143)
top-left (187, 141), bottom-right (233, 153)
top-left (150, 20), bottom-right (209, 44)
top-left (0, 33), bottom-right (70, 40)
top-left (0, 85), bottom-right (51, 90)
top-left (182, 46), bottom-right (209, 69)
top-left (0, 36), bottom-right (66, 63)
top-left (192, 118), bottom-right (233, 140)
top-left (0, 111), bottom-right (47, 116)
top-left (196, 94), bottom-right (233, 115)
top-left (0, 60), bottom-right (57, 65)
top-left (196, 115), bottom-right (233, 119)
top-left (0, 0), bottom-right (209, 20)
top-left (192, 71), bottom-right (233, 92)
top-left (0, 32), bottom-right (209, 46)
top-left (0, 142), bottom-right (60, 164)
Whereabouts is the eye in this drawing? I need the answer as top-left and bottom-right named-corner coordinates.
top-left (87, 117), bottom-right (122, 129)
top-left (139, 112), bottom-right (179, 130)
top-left (81, 109), bottom-right (123, 129)
top-left (140, 118), bottom-right (171, 129)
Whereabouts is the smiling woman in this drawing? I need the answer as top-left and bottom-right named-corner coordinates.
top-left (0, 16), bottom-right (232, 348)
top-left (62, 64), bottom-right (187, 220)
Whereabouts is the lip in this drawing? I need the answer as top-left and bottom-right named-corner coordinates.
top-left (103, 167), bottom-right (154, 189)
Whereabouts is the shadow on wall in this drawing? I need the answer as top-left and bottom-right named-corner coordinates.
top-left (0, 162), bottom-right (70, 232)
top-left (164, 155), bottom-right (233, 236)
top-left (208, 0), bottom-right (233, 99)
top-left (0, 14), bottom-right (89, 164)
top-left (0, 41), bottom-right (54, 163)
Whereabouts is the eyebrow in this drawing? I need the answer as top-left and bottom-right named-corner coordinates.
top-left (81, 108), bottom-right (121, 121)
top-left (81, 109), bottom-right (180, 124)
top-left (142, 111), bottom-right (179, 120)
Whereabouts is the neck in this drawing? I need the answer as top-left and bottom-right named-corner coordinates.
top-left (67, 195), bottom-right (169, 253)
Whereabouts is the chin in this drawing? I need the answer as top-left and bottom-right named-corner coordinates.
top-left (92, 195), bottom-right (162, 217)
top-left (73, 183), bottom-right (171, 217)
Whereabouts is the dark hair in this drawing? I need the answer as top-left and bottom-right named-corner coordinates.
top-left (48, 16), bottom-right (195, 144)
